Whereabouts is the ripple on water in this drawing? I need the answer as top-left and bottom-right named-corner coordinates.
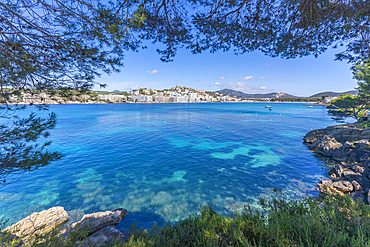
top-left (0, 103), bottom-right (335, 229)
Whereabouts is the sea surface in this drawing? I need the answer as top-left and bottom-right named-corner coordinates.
top-left (0, 103), bottom-right (338, 231)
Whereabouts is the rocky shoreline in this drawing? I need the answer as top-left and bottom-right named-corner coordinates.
top-left (303, 123), bottom-right (370, 203)
top-left (1, 207), bottom-right (127, 246)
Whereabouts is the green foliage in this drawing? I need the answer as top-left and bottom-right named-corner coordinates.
top-left (0, 108), bottom-right (63, 184)
top-left (327, 94), bottom-right (366, 121)
top-left (1, 192), bottom-right (369, 246)
top-left (353, 60), bottom-right (370, 103)
top-left (327, 61), bottom-right (370, 122)
top-left (360, 121), bottom-right (370, 128)
top-left (120, 192), bottom-right (370, 247)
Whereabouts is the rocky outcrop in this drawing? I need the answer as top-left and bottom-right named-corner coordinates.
top-left (304, 124), bottom-right (370, 144)
top-left (309, 135), bottom-right (343, 156)
top-left (2, 207), bottom-right (68, 240)
top-left (1, 207), bottom-right (127, 246)
top-left (304, 123), bottom-right (370, 204)
top-left (305, 133), bottom-right (370, 164)
top-left (71, 208), bottom-right (127, 235)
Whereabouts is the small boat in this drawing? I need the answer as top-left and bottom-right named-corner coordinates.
top-left (309, 105), bottom-right (313, 108)
top-left (265, 105), bottom-right (273, 108)
top-left (269, 108), bottom-right (273, 111)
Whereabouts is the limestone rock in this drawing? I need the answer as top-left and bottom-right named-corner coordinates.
top-left (77, 225), bottom-right (124, 247)
top-left (303, 129), bottom-right (325, 143)
top-left (2, 207), bottom-right (68, 239)
top-left (332, 181), bottom-right (353, 193)
top-left (71, 208), bottom-right (127, 235)
top-left (353, 140), bottom-right (370, 148)
top-left (310, 135), bottom-right (343, 156)
top-left (355, 177), bottom-right (370, 190)
top-left (329, 164), bottom-right (344, 178)
top-left (332, 150), bottom-right (348, 162)
top-left (343, 170), bottom-right (362, 180)
top-left (352, 165), bottom-right (366, 174)
top-left (360, 153), bottom-right (370, 162)
top-left (317, 179), bottom-right (333, 194)
top-left (343, 141), bottom-right (354, 151)
top-left (303, 124), bottom-right (370, 144)
top-left (352, 180), bottom-right (362, 191)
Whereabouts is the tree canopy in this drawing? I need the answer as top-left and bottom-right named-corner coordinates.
top-left (327, 60), bottom-right (370, 121)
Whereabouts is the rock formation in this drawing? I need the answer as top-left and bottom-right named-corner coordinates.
top-left (304, 124), bottom-right (370, 203)
top-left (2, 206), bottom-right (68, 240)
top-left (1, 207), bottom-right (127, 247)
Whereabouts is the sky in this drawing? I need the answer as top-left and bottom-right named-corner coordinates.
top-left (96, 43), bottom-right (358, 97)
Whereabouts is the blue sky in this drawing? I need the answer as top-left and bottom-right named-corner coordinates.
top-left (96, 44), bottom-right (357, 97)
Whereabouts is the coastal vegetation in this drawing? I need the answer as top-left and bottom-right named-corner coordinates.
top-left (2, 191), bottom-right (370, 246)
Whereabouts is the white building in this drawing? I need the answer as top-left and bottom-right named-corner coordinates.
top-left (98, 94), bottom-right (126, 102)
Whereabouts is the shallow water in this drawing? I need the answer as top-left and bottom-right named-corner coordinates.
top-left (0, 103), bottom-right (336, 231)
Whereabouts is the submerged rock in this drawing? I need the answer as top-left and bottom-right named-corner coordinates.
top-left (2, 206), bottom-right (68, 239)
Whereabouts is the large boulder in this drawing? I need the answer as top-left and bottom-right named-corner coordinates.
top-left (332, 181), bottom-right (353, 193)
top-left (310, 135), bottom-right (343, 156)
top-left (71, 208), bottom-right (127, 235)
top-left (329, 164), bottom-right (344, 178)
top-left (2, 207), bottom-right (68, 240)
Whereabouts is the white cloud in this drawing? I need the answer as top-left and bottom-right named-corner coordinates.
top-left (238, 76), bottom-right (253, 81)
top-left (238, 76), bottom-right (266, 81)
top-left (219, 76), bottom-right (226, 80)
top-left (266, 64), bottom-right (271, 67)
top-left (209, 82), bottom-right (273, 93)
top-left (147, 70), bottom-right (159, 74)
top-left (251, 77), bottom-right (266, 81)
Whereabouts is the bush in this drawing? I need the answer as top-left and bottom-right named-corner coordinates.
top-left (121, 191), bottom-right (370, 247)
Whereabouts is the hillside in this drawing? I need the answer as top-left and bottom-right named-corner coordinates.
top-left (309, 90), bottom-right (358, 98)
top-left (217, 89), bottom-right (298, 99)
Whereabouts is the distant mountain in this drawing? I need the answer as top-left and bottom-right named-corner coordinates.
top-left (217, 89), bottom-right (298, 99)
top-left (309, 90), bottom-right (358, 98)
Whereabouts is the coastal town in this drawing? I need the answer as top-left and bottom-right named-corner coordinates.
top-left (6, 86), bottom-right (240, 104)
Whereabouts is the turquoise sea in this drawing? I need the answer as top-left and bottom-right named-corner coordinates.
top-left (1, 103), bottom-right (337, 231)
